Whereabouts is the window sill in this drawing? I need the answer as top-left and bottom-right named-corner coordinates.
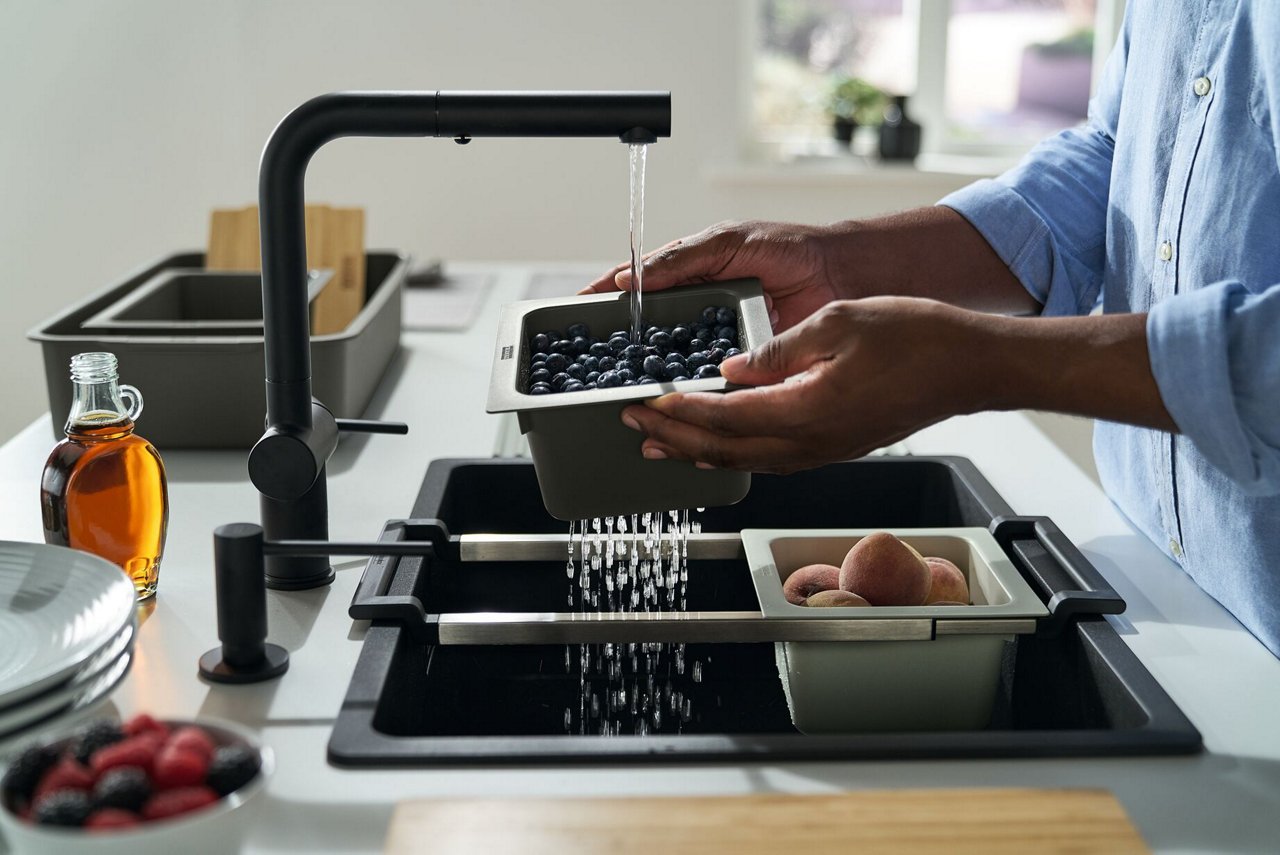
top-left (703, 151), bottom-right (1018, 189)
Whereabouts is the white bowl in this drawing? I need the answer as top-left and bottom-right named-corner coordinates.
top-left (0, 717), bottom-right (272, 855)
top-left (742, 527), bottom-right (1048, 733)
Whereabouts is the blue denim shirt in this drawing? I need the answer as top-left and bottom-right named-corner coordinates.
top-left (940, 0), bottom-right (1280, 657)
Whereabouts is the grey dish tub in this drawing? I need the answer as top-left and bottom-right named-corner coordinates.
top-left (29, 251), bottom-right (406, 449)
top-left (80, 267), bottom-right (332, 334)
top-left (486, 280), bottom-right (772, 521)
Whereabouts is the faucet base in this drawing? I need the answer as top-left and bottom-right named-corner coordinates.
top-left (265, 563), bottom-right (336, 590)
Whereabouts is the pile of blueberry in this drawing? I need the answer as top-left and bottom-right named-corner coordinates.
top-left (526, 305), bottom-right (742, 395)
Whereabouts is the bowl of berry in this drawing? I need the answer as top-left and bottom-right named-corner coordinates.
top-left (487, 279), bottom-right (773, 520)
top-left (0, 713), bottom-right (272, 854)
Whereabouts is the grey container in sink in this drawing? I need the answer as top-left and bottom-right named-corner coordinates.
top-left (486, 279), bottom-right (772, 521)
top-left (79, 267), bottom-right (332, 334)
top-left (29, 251), bottom-right (406, 449)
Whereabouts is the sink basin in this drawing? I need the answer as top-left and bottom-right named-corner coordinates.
top-left (328, 457), bottom-right (1202, 766)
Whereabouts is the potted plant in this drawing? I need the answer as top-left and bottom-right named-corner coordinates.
top-left (827, 76), bottom-right (884, 145)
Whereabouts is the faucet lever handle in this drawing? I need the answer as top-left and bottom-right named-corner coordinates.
top-left (335, 418), bottom-right (409, 435)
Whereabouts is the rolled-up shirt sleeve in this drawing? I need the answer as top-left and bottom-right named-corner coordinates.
top-left (1148, 281), bottom-right (1280, 495)
top-left (938, 15), bottom-right (1129, 317)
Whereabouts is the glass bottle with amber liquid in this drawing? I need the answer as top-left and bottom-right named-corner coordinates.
top-left (40, 352), bottom-right (168, 599)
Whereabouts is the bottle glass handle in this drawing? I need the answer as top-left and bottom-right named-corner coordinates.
top-left (119, 384), bottom-right (144, 421)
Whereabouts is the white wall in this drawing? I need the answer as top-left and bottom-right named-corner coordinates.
top-left (0, 0), bottom-right (972, 441)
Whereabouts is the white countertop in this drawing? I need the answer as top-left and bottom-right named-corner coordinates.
top-left (2, 264), bottom-right (1278, 853)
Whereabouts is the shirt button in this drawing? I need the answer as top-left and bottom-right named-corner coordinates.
top-left (1158, 241), bottom-right (1174, 261)
top-left (1193, 76), bottom-right (1212, 97)
top-left (1169, 538), bottom-right (1183, 558)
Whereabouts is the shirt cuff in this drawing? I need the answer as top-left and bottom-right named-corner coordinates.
top-left (1147, 283), bottom-right (1256, 486)
top-left (940, 180), bottom-right (1074, 315)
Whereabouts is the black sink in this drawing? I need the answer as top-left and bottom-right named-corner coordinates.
top-left (328, 458), bottom-right (1201, 766)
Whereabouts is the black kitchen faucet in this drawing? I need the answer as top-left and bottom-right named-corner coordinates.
top-left (245, 91), bottom-right (671, 591)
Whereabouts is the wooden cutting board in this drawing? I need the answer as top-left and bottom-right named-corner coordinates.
top-left (384, 788), bottom-right (1148, 854)
top-left (206, 203), bottom-right (365, 335)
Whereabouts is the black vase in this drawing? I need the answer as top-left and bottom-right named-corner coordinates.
top-left (832, 116), bottom-right (857, 146)
top-left (878, 95), bottom-right (921, 162)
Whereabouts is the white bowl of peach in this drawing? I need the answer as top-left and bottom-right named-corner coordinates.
top-left (742, 528), bottom-right (1048, 733)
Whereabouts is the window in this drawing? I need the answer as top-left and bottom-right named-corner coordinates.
top-left (753, 0), bottom-right (1115, 162)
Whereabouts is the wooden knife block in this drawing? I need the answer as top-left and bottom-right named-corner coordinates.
top-left (207, 203), bottom-right (366, 335)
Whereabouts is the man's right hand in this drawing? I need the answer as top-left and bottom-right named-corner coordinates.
top-left (579, 220), bottom-right (844, 332)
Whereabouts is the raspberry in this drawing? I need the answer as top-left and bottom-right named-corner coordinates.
top-left (32, 790), bottom-right (92, 827)
top-left (166, 726), bottom-right (216, 762)
top-left (90, 735), bottom-right (160, 777)
top-left (70, 719), bottom-right (125, 765)
top-left (92, 766), bottom-right (151, 812)
top-left (206, 745), bottom-right (261, 796)
top-left (32, 755), bottom-right (94, 803)
top-left (152, 746), bottom-right (209, 789)
top-left (85, 808), bottom-right (141, 830)
top-left (0, 743), bottom-right (58, 802)
top-left (141, 785), bottom-right (218, 821)
top-left (121, 713), bottom-right (170, 740)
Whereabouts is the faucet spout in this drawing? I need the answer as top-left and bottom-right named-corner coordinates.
top-left (250, 90), bottom-right (672, 589)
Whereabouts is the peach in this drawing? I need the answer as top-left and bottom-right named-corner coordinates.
top-left (839, 532), bottom-right (931, 606)
top-left (804, 589), bottom-right (871, 608)
top-left (923, 557), bottom-right (970, 605)
top-left (781, 563), bottom-right (840, 605)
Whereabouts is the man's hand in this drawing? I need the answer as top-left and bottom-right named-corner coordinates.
top-left (619, 298), bottom-right (1176, 474)
top-left (620, 297), bottom-right (975, 474)
top-left (580, 220), bottom-right (842, 332)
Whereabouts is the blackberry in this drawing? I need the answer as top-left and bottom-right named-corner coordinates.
top-left (207, 746), bottom-right (261, 797)
top-left (92, 767), bottom-right (150, 812)
top-left (1, 743), bottom-right (58, 802)
top-left (33, 790), bottom-right (92, 827)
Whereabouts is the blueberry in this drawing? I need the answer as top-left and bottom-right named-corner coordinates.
top-left (93, 767), bottom-right (150, 812)
top-left (621, 344), bottom-right (647, 362)
top-left (583, 357), bottom-right (601, 373)
top-left (584, 382), bottom-right (597, 390)
top-left (531, 333), bottom-right (552, 352)
top-left (530, 383), bottom-right (553, 395)
top-left (643, 355), bottom-right (666, 377)
top-left (586, 371), bottom-right (601, 384)
top-left (649, 330), bottom-right (672, 350)
top-left (716, 307), bottom-right (737, 326)
top-left (33, 790), bottom-right (91, 827)
top-left (621, 379), bottom-right (637, 386)
top-left (566, 322), bottom-right (590, 339)
top-left (696, 364), bottom-right (721, 379)
top-left (686, 351), bottom-right (710, 371)
top-left (542, 329), bottom-right (563, 343)
top-left (563, 380), bottom-right (586, 392)
top-left (725, 348), bottom-right (743, 358)
top-left (531, 351), bottom-right (549, 364)
top-left (666, 366), bottom-right (690, 381)
top-left (715, 326), bottom-right (737, 342)
top-left (609, 336), bottom-right (630, 354)
top-left (597, 370), bottom-right (623, 388)
top-left (551, 339), bottom-right (575, 355)
top-left (714, 338), bottom-right (735, 352)
top-left (571, 336), bottom-right (591, 355)
top-left (207, 745), bottom-right (262, 797)
top-left (589, 341), bottom-right (611, 357)
top-left (566, 363), bottom-right (587, 381)
top-left (708, 348), bottom-right (726, 364)
top-left (598, 355), bottom-right (617, 372)
top-left (671, 326), bottom-right (692, 347)
top-left (551, 372), bottom-right (572, 389)
top-left (637, 375), bottom-right (658, 384)
top-left (529, 369), bottom-right (551, 386)
top-left (609, 330), bottom-right (628, 341)
top-left (665, 352), bottom-right (687, 367)
top-left (617, 368), bottom-right (635, 382)
top-left (530, 360), bottom-right (547, 375)
top-left (545, 353), bottom-right (569, 373)
top-left (693, 326), bottom-right (714, 343)
top-left (644, 325), bottom-right (662, 340)
top-left (701, 306), bottom-right (718, 324)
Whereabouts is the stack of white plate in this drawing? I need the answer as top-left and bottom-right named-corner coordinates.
top-left (0, 542), bottom-right (137, 746)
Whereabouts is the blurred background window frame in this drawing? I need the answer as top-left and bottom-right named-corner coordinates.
top-left (748, 0), bottom-right (1127, 164)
